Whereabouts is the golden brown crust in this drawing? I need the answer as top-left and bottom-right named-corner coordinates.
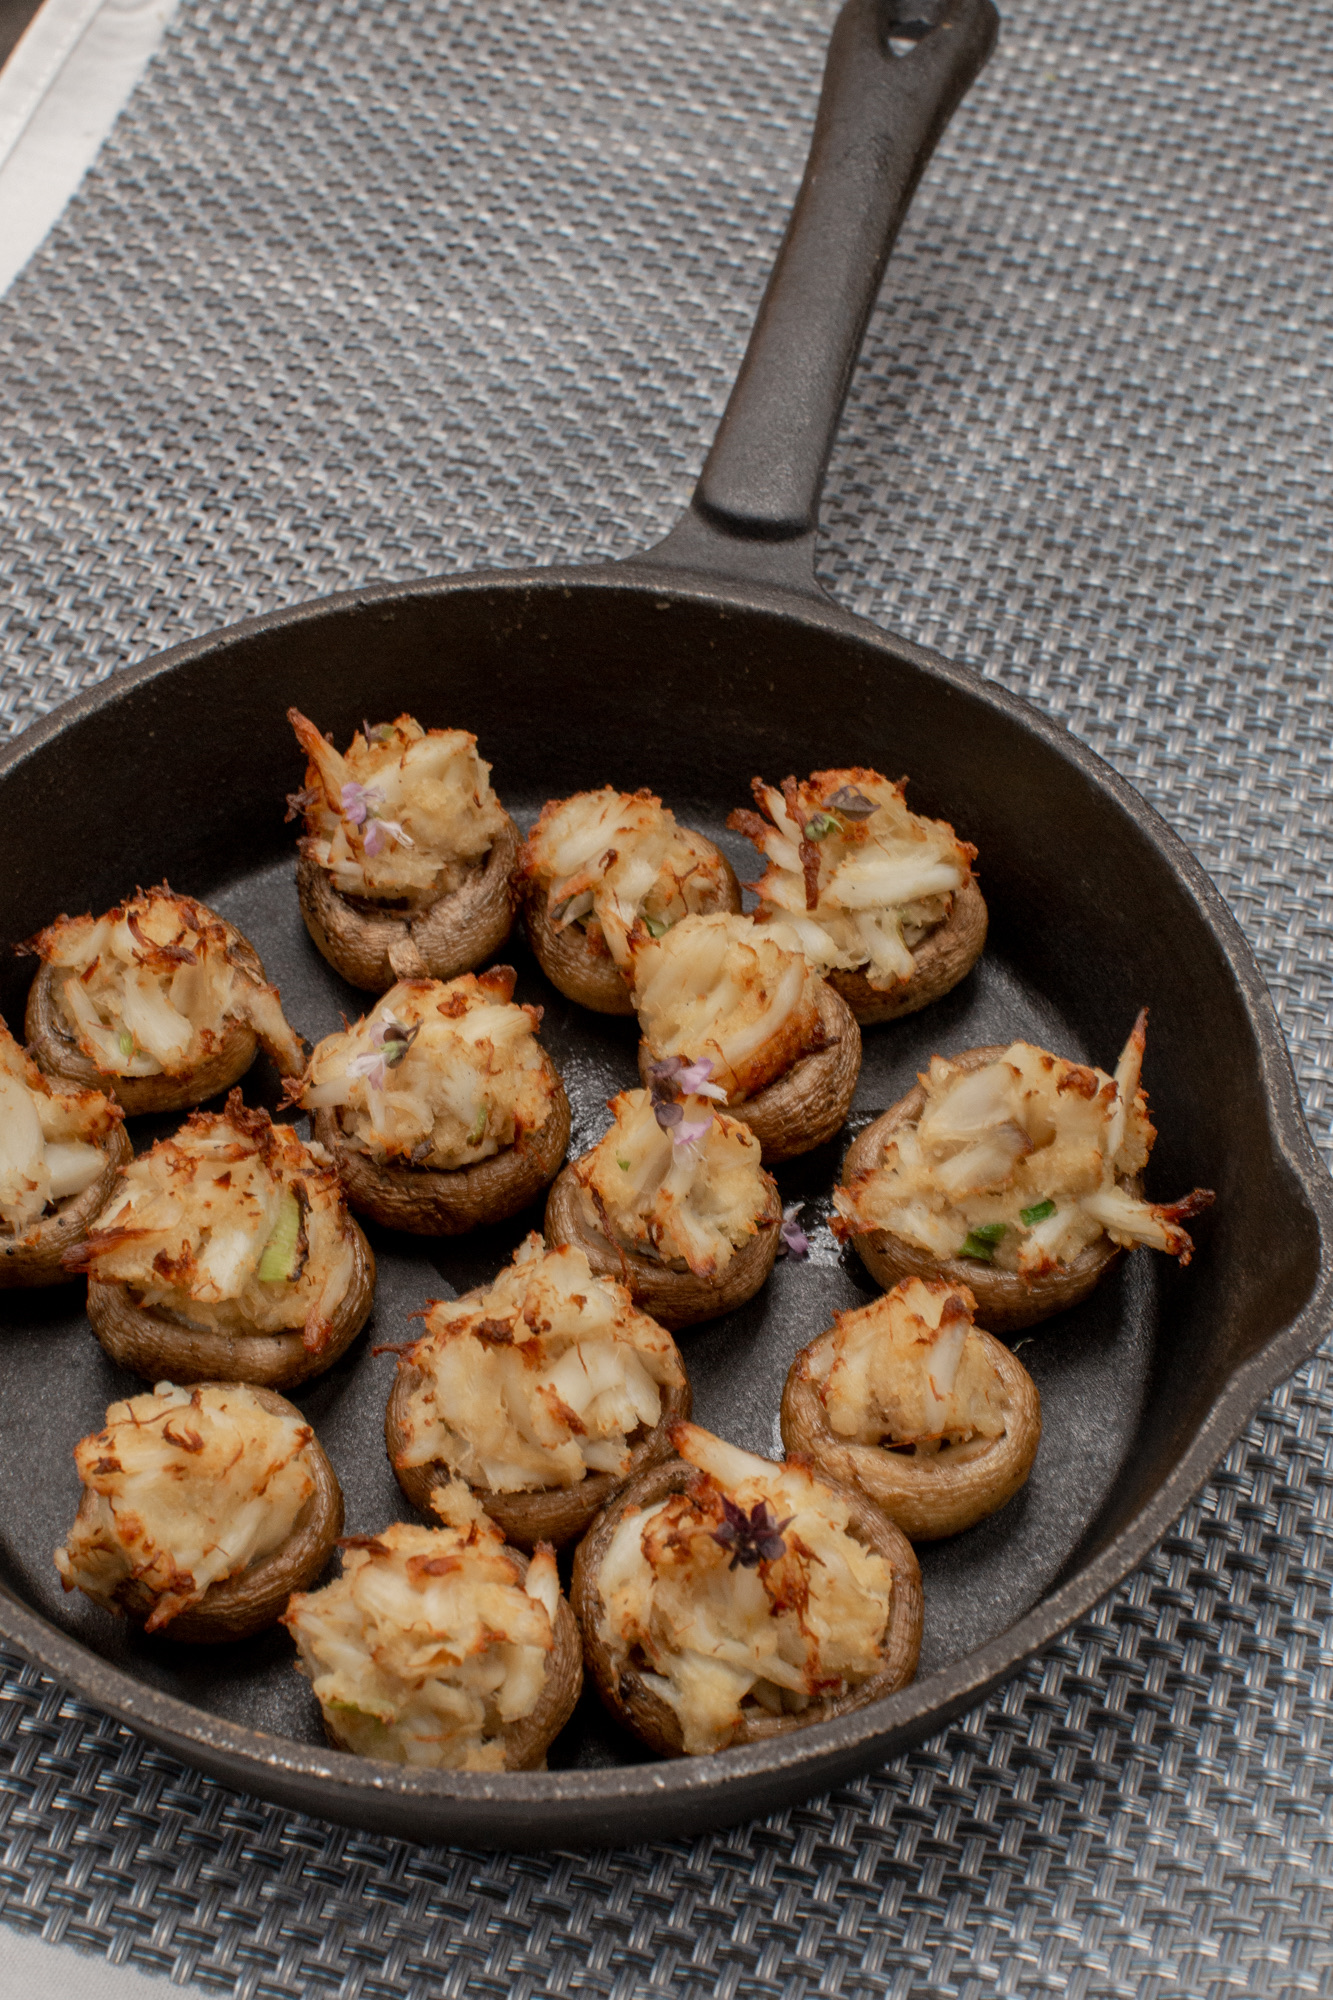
top-left (570, 1457), bottom-right (922, 1758)
top-left (779, 1324), bottom-right (1041, 1541)
top-left (77, 1385), bottom-right (344, 1644)
top-left (25, 926), bottom-right (277, 1115)
top-left (385, 1361), bottom-right (693, 1552)
top-left (314, 1065), bottom-right (571, 1236)
top-left (84, 1221), bottom-right (376, 1389)
top-left (826, 874), bottom-right (988, 1025)
top-left (542, 1162), bottom-right (782, 1329)
top-left (840, 1045), bottom-right (1126, 1333)
top-left (638, 978), bottom-right (861, 1166)
top-left (522, 849), bottom-right (742, 1016)
top-left (296, 816), bottom-right (520, 993)
top-left (0, 1121), bottom-right (132, 1289)
top-left (319, 1558), bottom-right (583, 1771)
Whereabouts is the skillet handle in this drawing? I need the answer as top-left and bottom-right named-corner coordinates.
top-left (643, 0), bottom-right (998, 591)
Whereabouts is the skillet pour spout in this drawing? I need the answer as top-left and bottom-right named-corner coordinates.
top-left (1, 0), bottom-right (1332, 1851)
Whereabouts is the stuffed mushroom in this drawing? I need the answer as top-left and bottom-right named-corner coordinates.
top-left (832, 1015), bottom-right (1214, 1332)
top-left (0, 1016), bottom-right (130, 1287)
top-left (283, 1480), bottom-right (582, 1770)
top-left (780, 1277), bottom-right (1040, 1541)
top-left (66, 1093), bottom-right (375, 1389)
top-left (519, 787), bottom-right (741, 1014)
top-left (287, 709), bottom-right (519, 991)
top-left (730, 768), bottom-right (986, 1024)
top-left (384, 1233), bottom-right (690, 1548)
top-left (54, 1380), bottom-right (343, 1642)
top-left (544, 1076), bottom-right (781, 1328)
top-left (24, 885), bottom-right (303, 1115)
top-left (292, 971), bottom-right (570, 1235)
top-left (631, 911), bottom-right (861, 1164)
top-left (571, 1421), bottom-right (922, 1758)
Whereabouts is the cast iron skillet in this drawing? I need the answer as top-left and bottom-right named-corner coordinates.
top-left (1, 0), bottom-right (1330, 1850)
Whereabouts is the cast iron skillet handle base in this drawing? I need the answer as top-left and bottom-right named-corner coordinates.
top-left (638, 0), bottom-right (999, 597)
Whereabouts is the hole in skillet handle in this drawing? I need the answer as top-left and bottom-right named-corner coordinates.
top-left (882, 0), bottom-right (951, 58)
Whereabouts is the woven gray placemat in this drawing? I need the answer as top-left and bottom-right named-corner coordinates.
top-left (1, 1), bottom-right (1332, 1994)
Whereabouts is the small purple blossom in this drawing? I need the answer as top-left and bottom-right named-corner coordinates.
top-left (712, 1496), bottom-right (793, 1570)
top-left (674, 1118), bottom-right (712, 1147)
top-left (340, 780), bottom-right (382, 828)
top-left (347, 1050), bottom-right (388, 1091)
top-left (341, 781), bottom-right (413, 855)
top-left (363, 815), bottom-right (412, 857)
top-left (348, 1017), bottom-right (420, 1091)
top-left (779, 1203), bottom-right (809, 1259)
top-left (675, 1056), bottom-right (727, 1102)
top-left (824, 784), bottom-right (877, 820)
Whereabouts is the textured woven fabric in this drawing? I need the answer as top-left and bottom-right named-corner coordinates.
top-left (2, 0), bottom-right (1333, 1993)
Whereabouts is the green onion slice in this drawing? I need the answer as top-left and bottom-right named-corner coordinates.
top-left (617, 1157), bottom-right (631, 1171)
top-left (117, 1029), bottom-right (135, 1059)
top-left (258, 1188), bottom-right (303, 1284)
top-left (643, 912), bottom-right (670, 939)
top-left (1020, 1198), bottom-right (1057, 1227)
top-left (467, 1105), bottom-right (488, 1146)
top-left (961, 1226), bottom-right (1005, 1262)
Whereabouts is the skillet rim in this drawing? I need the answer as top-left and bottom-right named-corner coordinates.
top-left (3, 553), bottom-right (1331, 1846)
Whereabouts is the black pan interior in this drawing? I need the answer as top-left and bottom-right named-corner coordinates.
top-left (0, 571), bottom-right (1315, 1775)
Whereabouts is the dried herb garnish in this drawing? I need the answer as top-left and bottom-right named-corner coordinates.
top-left (712, 1495), bottom-right (793, 1569)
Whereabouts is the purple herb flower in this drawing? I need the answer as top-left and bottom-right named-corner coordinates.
top-left (779, 1203), bottom-right (809, 1259)
top-left (674, 1117), bottom-right (712, 1147)
top-left (824, 784), bottom-right (877, 820)
top-left (348, 1016), bottom-right (420, 1090)
top-left (363, 815), bottom-right (412, 857)
top-left (675, 1056), bottom-right (727, 1102)
top-left (340, 780), bottom-right (382, 828)
top-left (712, 1496), bottom-right (793, 1570)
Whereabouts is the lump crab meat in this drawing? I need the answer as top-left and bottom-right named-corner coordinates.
top-left (283, 1481), bottom-right (582, 1770)
top-left (384, 1233), bottom-right (690, 1548)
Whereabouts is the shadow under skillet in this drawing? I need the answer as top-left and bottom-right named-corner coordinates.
top-left (0, 828), bottom-right (1156, 1763)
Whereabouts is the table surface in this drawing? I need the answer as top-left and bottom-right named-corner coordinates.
top-left (0, 2), bottom-right (1331, 1995)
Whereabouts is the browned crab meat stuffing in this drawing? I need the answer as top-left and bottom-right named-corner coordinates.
top-left (66, 1095), bottom-right (362, 1355)
top-left (783, 1277), bottom-right (1042, 1540)
top-left (284, 1483), bottom-right (576, 1769)
top-left (392, 1235), bottom-right (686, 1495)
top-left (288, 709), bottom-right (509, 910)
top-left (0, 1017), bottom-right (124, 1252)
top-left (571, 1081), bottom-right (775, 1276)
top-left (27, 885), bottom-right (302, 1085)
top-left (630, 911), bottom-right (824, 1100)
top-left (833, 1014), bottom-right (1213, 1275)
top-left (521, 787), bottom-right (737, 966)
top-left (55, 1382), bottom-right (323, 1631)
top-left (730, 767), bottom-right (977, 991)
top-left (294, 971), bottom-right (557, 1171)
top-left (590, 1424), bottom-right (906, 1756)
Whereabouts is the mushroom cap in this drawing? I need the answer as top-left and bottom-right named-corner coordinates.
top-left (543, 1161), bottom-right (782, 1330)
top-left (296, 815), bottom-right (520, 993)
top-left (638, 978), bottom-right (861, 1166)
top-left (570, 1455), bottom-right (922, 1758)
top-left (319, 1549), bottom-right (584, 1771)
top-left (25, 925), bottom-right (273, 1116)
top-left (386, 1360), bottom-right (691, 1552)
top-left (826, 874), bottom-right (988, 1025)
top-left (522, 848), bottom-right (742, 1016)
top-left (780, 1321), bottom-right (1041, 1541)
top-left (840, 1045), bottom-right (1127, 1333)
top-left (85, 1220), bottom-right (376, 1390)
top-left (0, 1121), bottom-right (132, 1289)
top-left (314, 1065), bottom-right (571, 1236)
top-left (79, 1384), bottom-right (344, 1644)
